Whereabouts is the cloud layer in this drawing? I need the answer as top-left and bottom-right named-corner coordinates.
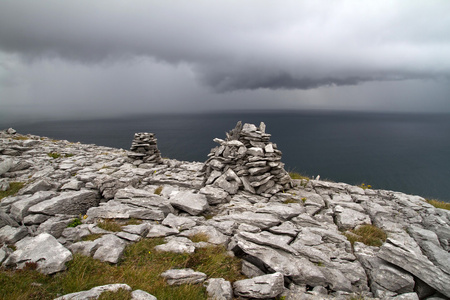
top-left (1, 0), bottom-right (449, 122)
top-left (1, 0), bottom-right (449, 91)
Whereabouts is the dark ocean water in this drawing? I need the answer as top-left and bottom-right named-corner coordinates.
top-left (5, 111), bottom-right (450, 202)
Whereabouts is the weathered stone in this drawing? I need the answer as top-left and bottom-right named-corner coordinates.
top-left (18, 179), bottom-right (56, 195)
top-left (116, 231), bottom-right (141, 242)
top-left (162, 213), bottom-right (197, 230)
top-left (215, 212), bottom-right (280, 229)
top-left (169, 191), bottom-right (209, 215)
top-left (10, 191), bottom-right (57, 221)
top-left (28, 190), bottom-right (99, 216)
top-left (205, 278), bottom-right (233, 300)
top-left (199, 185), bottom-right (230, 205)
top-left (0, 158), bottom-right (13, 175)
top-left (122, 223), bottom-right (151, 236)
top-left (92, 234), bottom-right (127, 264)
top-left (146, 224), bottom-right (179, 238)
top-left (131, 289), bottom-right (157, 300)
top-left (36, 216), bottom-right (73, 238)
top-left (378, 236), bottom-right (450, 298)
top-left (0, 179), bottom-right (9, 191)
top-left (154, 237), bottom-right (195, 254)
top-left (256, 203), bottom-right (304, 220)
top-left (180, 225), bottom-right (229, 245)
top-left (54, 283), bottom-right (132, 300)
top-left (241, 259), bottom-right (265, 278)
top-left (233, 272), bottom-right (285, 299)
top-left (0, 225), bottom-right (28, 244)
top-left (3, 233), bottom-right (72, 274)
top-left (160, 268), bottom-right (207, 285)
top-left (69, 240), bottom-right (101, 257)
top-left (334, 206), bottom-right (372, 230)
top-left (0, 211), bottom-right (20, 228)
top-left (60, 180), bottom-right (82, 191)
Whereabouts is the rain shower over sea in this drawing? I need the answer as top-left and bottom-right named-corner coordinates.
top-left (8, 110), bottom-right (450, 202)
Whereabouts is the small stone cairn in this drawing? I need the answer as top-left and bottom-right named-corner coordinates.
top-left (203, 121), bottom-right (292, 197)
top-left (128, 132), bottom-right (163, 164)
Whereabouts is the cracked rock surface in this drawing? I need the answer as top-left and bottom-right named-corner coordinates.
top-left (1, 127), bottom-right (450, 300)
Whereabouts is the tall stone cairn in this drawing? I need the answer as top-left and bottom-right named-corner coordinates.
top-left (202, 121), bottom-right (292, 197)
top-left (128, 132), bottom-right (163, 164)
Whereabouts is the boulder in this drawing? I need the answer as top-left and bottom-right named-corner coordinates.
top-left (160, 268), bottom-right (207, 285)
top-left (169, 191), bottom-right (209, 216)
top-left (233, 272), bottom-right (285, 299)
top-left (92, 234), bottom-right (128, 264)
top-left (131, 289), bottom-right (157, 300)
top-left (28, 190), bottom-right (99, 216)
top-left (204, 278), bottom-right (233, 300)
top-left (54, 283), bottom-right (132, 300)
top-left (0, 158), bottom-right (13, 175)
top-left (2, 233), bottom-right (72, 274)
top-left (0, 225), bottom-right (28, 244)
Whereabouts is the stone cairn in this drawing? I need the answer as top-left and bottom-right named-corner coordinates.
top-left (128, 132), bottom-right (163, 164)
top-left (202, 121), bottom-right (292, 197)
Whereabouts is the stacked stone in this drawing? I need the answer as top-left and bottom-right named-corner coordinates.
top-left (128, 132), bottom-right (163, 164)
top-left (203, 121), bottom-right (292, 197)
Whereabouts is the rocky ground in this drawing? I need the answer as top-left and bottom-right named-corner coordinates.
top-left (0, 127), bottom-right (449, 300)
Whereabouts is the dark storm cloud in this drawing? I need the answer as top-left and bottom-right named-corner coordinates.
top-left (1, 0), bottom-right (449, 92)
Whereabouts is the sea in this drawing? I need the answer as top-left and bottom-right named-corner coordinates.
top-left (4, 110), bottom-right (450, 203)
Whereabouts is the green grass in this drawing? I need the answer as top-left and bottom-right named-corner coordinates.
top-left (0, 182), bottom-right (25, 201)
top-left (97, 219), bottom-right (123, 232)
top-left (288, 172), bottom-right (309, 180)
top-left (189, 233), bottom-right (210, 243)
top-left (97, 288), bottom-right (132, 300)
top-left (426, 199), bottom-right (450, 210)
top-left (282, 198), bottom-right (300, 204)
top-left (0, 238), bottom-right (244, 300)
top-left (67, 218), bottom-right (82, 228)
top-left (154, 186), bottom-right (163, 195)
top-left (11, 136), bottom-right (29, 140)
top-left (81, 234), bottom-right (104, 241)
top-left (47, 152), bottom-right (62, 159)
top-left (344, 225), bottom-right (387, 247)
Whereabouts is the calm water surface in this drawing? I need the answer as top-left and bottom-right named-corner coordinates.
top-left (6, 111), bottom-right (450, 202)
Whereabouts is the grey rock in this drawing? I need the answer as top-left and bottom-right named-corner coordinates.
top-left (269, 221), bottom-right (300, 237)
top-left (256, 202), bottom-right (304, 220)
top-left (241, 260), bottom-right (265, 278)
top-left (214, 169), bottom-right (241, 195)
top-left (169, 190), bottom-right (209, 215)
top-left (180, 225), bottom-right (229, 245)
top-left (233, 272), bottom-right (285, 299)
top-left (86, 200), bottom-right (167, 221)
top-left (0, 225), bottom-right (28, 244)
top-left (60, 180), bottom-right (82, 191)
top-left (0, 211), bottom-right (20, 228)
top-left (215, 211), bottom-right (280, 229)
top-left (199, 185), bottom-right (230, 205)
top-left (154, 237), bottom-right (195, 254)
top-left (0, 158), bottom-right (13, 175)
top-left (0, 244), bottom-right (13, 264)
top-left (230, 236), bottom-right (326, 286)
top-left (131, 289), bottom-right (157, 300)
top-left (205, 278), bottom-right (233, 300)
top-left (116, 231), bottom-right (141, 242)
top-left (28, 190), bottom-right (99, 216)
top-left (54, 283), bottom-right (132, 300)
top-left (162, 213), bottom-right (197, 230)
top-left (146, 224), bottom-right (179, 238)
top-left (23, 213), bottom-right (51, 225)
top-left (408, 225), bottom-right (450, 275)
top-left (69, 240), bottom-right (101, 257)
top-left (36, 216), bottom-right (73, 238)
top-left (378, 236), bottom-right (450, 298)
top-left (92, 234), bottom-right (128, 264)
top-left (334, 206), bottom-right (371, 230)
top-left (10, 191), bottom-right (57, 221)
top-left (122, 223), bottom-right (151, 236)
top-left (0, 179), bottom-right (9, 191)
top-left (160, 268), bottom-right (207, 285)
top-left (18, 179), bottom-right (56, 195)
top-left (389, 292), bottom-right (420, 300)
top-left (239, 231), bottom-right (295, 254)
top-left (3, 233), bottom-right (72, 274)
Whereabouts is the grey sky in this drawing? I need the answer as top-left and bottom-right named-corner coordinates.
top-left (1, 0), bottom-right (450, 123)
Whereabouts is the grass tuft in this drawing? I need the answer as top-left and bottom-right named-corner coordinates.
top-left (154, 186), bottom-right (163, 195)
top-left (288, 172), bottom-right (309, 180)
top-left (0, 182), bottom-right (25, 201)
top-left (283, 198), bottom-right (300, 204)
top-left (81, 234), bottom-right (104, 242)
top-left (189, 233), bottom-right (209, 243)
top-left (47, 152), bottom-right (62, 159)
top-left (0, 238), bottom-right (243, 300)
top-left (344, 224), bottom-right (387, 247)
top-left (97, 219), bottom-right (122, 232)
top-left (426, 199), bottom-right (450, 210)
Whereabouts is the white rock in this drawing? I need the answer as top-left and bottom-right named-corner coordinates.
top-left (2, 233), bottom-right (72, 274)
top-left (205, 278), bottom-right (233, 300)
top-left (54, 283), bottom-right (132, 300)
top-left (233, 272), bottom-right (285, 299)
top-left (169, 190), bottom-right (209, 215)
top-left (160, 268), bottom-right (207, 285)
